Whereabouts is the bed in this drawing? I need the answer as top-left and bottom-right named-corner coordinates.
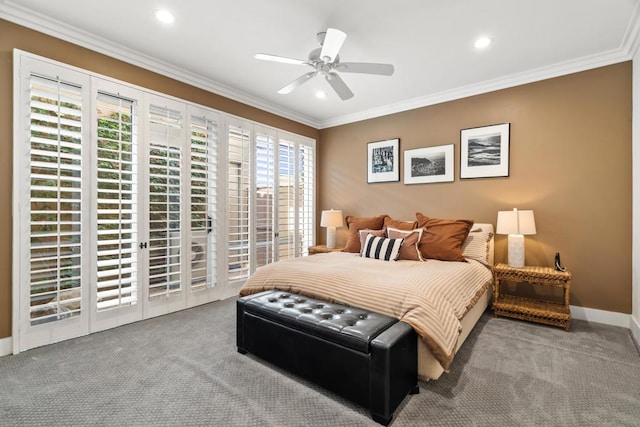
top-left (239, 221), bottom-right (494, 381)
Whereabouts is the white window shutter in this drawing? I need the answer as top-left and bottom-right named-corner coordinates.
top-left (95, 92), bottom-right (139, 311)
top-left (189, 114), bottom-right (218, 290)
top-left (28, 74), bottom-right (84, 325)
top-left (148, 105), bottom-right (183, 298)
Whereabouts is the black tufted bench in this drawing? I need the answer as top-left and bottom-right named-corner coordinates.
top-left (237, 290), bottom-right (418, 425)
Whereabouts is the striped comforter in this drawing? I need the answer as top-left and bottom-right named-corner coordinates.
top-left (238, 252), bottom-right (492, 371)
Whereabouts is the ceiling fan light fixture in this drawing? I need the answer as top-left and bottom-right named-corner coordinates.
top-left (155, 9), bottom-right (175, 24)
top-left (474, 36), bottom-right (493, 49)
top-left (258, 27), bottom-right (394, 101)
top-left (315, 90), bottom-right (327, 99)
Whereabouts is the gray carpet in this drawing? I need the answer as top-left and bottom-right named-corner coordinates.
top-left (1, 297), bottom-right (639, 426)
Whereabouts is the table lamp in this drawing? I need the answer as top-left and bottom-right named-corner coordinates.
top-left (320, 209), bottom-right (344, 249)
top-left (496, 208), bottom-right (536, 268)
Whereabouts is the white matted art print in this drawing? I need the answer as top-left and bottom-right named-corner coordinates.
top-left (460, 123), bottom-right (510, 179)
top-left (404, 144), bottom-right (454, 184)
top-left (367, 138), bottom-right (400, 183)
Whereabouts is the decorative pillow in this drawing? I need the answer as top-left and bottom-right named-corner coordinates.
top-left (462, 225), bottom-right (494, 265)
top-left (383, 216), bottom-right (418, 231)
top-left (361, 235), bottom-right (403, 261)
top-left (342, 214), bottom-right (387, 253)
top-left (415, 213), bottom-right (474, 262)
top-left (358, 229), bottom-right (386, 254)
top-left (386, 227), bottom-right (423, 261)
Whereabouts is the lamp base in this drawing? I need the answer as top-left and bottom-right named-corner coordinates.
top-left (326, 227), bottom-right (337, 249)
top-left (507, 234), bottom-right (525, 268)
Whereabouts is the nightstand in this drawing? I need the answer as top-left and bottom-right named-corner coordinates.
top-left (493, 263), bottom-right (572, 331)
top-left (308, 244), bottom-right (344, 255)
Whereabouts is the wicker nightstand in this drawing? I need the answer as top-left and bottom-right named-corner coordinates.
top-left (493, 263), bottom-right (572, 331)
top-left (308, 244), bottom-right (344, 255)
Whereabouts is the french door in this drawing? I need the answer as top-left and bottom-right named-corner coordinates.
top-left (14, 54), bottom-right (224, 352)
top-left (13, 51), bottom-right (315, 353)
top-left (228, 123), bottom-right (316, 281)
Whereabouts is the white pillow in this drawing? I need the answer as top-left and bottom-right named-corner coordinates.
top-left (361, 235), bottom-right (403, 261)
top-left (462, 225), bottom-right (494, 264)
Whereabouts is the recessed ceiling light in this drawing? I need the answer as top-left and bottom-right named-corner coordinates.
top-left (474, 36), bottom-right (492, 49)
top-left (315, 90), bottom-right (327, 99)
top-left (155, 9), bottom-right (175, 24)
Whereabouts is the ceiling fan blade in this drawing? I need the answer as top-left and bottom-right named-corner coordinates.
top-left (255, 53), bottom-right (307, 65)
top-left (278, 71), bottom-right (317, 94)
top-left (325, 72), bottom-right (354, 100)
top-left (337, 62), bottom-right (395, 76)
top-left (320, 28), bottom-right (346, 62)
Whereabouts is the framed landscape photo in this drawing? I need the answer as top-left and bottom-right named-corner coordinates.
top-left (404, 144), bottom-right (454, 184)
top-left (367, 138), bottom-right (400, 183)
top-left (460, 123), bottom-right (510, 179)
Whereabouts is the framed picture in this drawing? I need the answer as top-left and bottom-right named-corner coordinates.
top-left (404, 144), bottom-right (454, 184)
top-left (367, 138), bottom-right (400, 183)
top-left (460, 123), bottom-right (510, 179)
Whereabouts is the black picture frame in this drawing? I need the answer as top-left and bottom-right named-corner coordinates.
top-left (460, 123), bottom-right (510, 179)
top-left (404, 144), bottom-right (454, 184)
top-left (367, 138), bottom-right (400, 183)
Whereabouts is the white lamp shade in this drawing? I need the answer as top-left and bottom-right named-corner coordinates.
top-left (320, 210), bottom-right (344, 228)
top-left (496, 209), bottom-right (536, 235)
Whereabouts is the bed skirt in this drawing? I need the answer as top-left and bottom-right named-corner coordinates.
top-left (418, 284), bottom-right (491, 381)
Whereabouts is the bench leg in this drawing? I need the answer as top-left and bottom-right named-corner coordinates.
top-left (371, 413), bottom-right (392, 426)
top-left (237, 347), bottom-right (247, 355)
top-left (409, 384), bottom-right (419, 395)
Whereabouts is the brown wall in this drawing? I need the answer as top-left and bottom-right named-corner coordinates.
top-left (319, 62), bottom-right (632, 314)
top-left (0, 18), bottom-right (632, 340)
top-left (0, 19), bottom-right (319, 339)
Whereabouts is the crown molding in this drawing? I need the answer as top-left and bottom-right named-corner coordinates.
top-left (319, 3), bottom-right (640, 129)
top-left (621, 0), bottom-right (640, 57)
top-left (318, 47), bottom-right (633, 129)
top-left (2, 1), bottom-right (638, 131)
top-left (0, 1), bottom-right (321, 129)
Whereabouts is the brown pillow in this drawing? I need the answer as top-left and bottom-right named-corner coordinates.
top-left (342, 215), bottom-right (387, 253)
top-left (415, 213), bottom-right (474, 261)
top-left (387, 227), bottom-right (423, 261)
top-left (383, 216), bottom-right (418, 231)
top-left (358, 229), bottom-right (386, 254)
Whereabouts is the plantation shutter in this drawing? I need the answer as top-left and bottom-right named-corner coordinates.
top-left (298, 141), bottom-right (315, 255)
top-left (276, 141), bottom-right (296, 259)
top-left (148, 104), bottom-right (183, 298)
top-left (95, 92), bottom-right (138, 310)
top-left (255, 133), bottom-right (275, 268)
top-left (228, 126), bottom-right (251, 283)
top-left (28, 74), bottom-right (84, 325)
top-left (189, 114), bottom-right (218, 291)
top-left (15, 52), bottom-right (316, 353)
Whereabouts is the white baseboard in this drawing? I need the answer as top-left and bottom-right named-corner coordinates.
top-left (0, 336), bottom-right (12, 357)
top-left (631, 315), bottom-right (640, 348)
top-left (570, 305), bottom-right (631, 328)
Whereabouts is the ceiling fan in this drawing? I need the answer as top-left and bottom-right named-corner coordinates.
top-left (255, 28), bottom-right (395, 100)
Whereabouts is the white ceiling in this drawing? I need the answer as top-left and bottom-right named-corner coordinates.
top-left (1, 0), bottom-right (639, 129)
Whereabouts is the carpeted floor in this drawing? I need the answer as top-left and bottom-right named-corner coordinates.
top-left (1, 296), bottom-right (639, 426)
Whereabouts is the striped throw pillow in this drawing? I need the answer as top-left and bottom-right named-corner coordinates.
top-left (361, 234), bottom-right (404, 261)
